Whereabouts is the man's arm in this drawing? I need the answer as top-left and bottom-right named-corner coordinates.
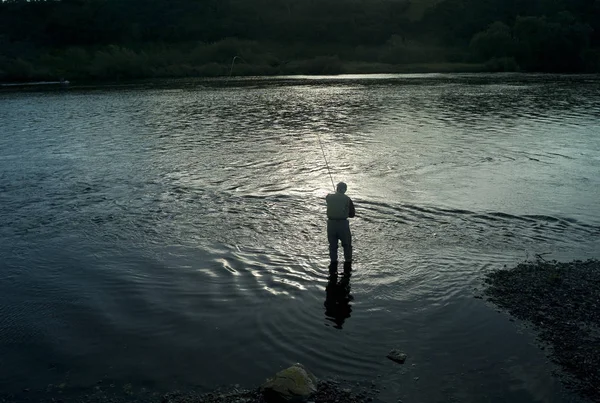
top-left (348, 198), bottom-right (355, 218)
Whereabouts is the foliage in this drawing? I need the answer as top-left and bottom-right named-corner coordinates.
top-left (484, 57), bottom-right (520, 72)
top-left (0, 0), bottom-right (598, 81)
top-left (469, 14), bottom-right (594, 72)
top-left (470, 22), bottom-right (515, 62)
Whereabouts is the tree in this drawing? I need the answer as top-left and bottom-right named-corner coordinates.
top-left (470, 21), bottom-right (515, 61)
top-left (514, 14), bottom-right (592, 71)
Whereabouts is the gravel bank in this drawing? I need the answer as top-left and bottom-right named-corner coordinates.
top-left (483, 258), bottom-right (600, 401)
top-left (162, 380), bottom-right (378, 403)
top-left (1, 380), bottom-right (380, 403)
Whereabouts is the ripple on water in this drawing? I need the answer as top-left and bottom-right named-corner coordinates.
top-left (0, 76), bottom-right (599, 400)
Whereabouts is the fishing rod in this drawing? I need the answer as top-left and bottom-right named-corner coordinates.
top-left (228, 56), bottom-right (240, 78)
top-left (316, 132), bottom-right (336, 191)
top-left (227, 55), bottom-right (249, 80)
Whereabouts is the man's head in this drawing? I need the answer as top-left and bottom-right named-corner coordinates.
top-left (336, 182), bottom-right (347, 194)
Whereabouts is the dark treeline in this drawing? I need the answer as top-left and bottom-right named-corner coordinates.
top-left (1, 0), bottom-right (599, 81)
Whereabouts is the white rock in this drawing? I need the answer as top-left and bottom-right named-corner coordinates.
top-left (261, 363), bottom-right (318, 403)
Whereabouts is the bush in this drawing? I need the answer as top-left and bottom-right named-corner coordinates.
top-left (353, 45), bottom-right (381, 62)
top-left (0, 58), bottom-right (38, 81)
top-left (89, 45), bottom-right (151, 80)
top-left (513, 15), bottom-right (593, 72)
top-left (283, 56), bottom-right (343, 75)
top-left (583, 49), bottom-right (600, 72)
top-left (380, 36), bottom-right (450, 64)
top-left (470, 21), bottom-right (515, 62)
top-left (227, 63), bottom-right (279, 76)
top-left (485, 57), bottom-right (519, 72)
top-left (195, 62), bottom-right (227, 77)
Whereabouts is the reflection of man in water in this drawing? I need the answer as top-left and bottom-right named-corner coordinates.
top-left (324, 266), bottom-right (353, 329)
top-left (325, 182), bottom-right (355, 269)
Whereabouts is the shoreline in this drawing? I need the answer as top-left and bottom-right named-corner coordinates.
top-left (0, 63), bottom-right (485, 88)
top-left (483, 258), bottom-right (600, 402)
top-left (1, 378), bottom-right (383, 403)
top-left (1, 68), bottom-right (598, 92)
top-left (3, 258), bottom-right (598, 403)
top-left (3, 60), bottom-right (595, 88)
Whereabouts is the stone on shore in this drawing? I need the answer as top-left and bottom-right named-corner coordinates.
top-left (260, 364), bottom-right (318, 403)
top-left (386, 350), bottom-right (407, 364)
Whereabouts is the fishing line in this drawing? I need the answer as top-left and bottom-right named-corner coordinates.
top-left (316, 132), bottom-right (336, 191)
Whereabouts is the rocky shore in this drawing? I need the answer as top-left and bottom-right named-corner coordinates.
top-left (7, 258), bottom-right (599, 403)
top-left (3, 364), bottom-right (382, 403)
top-left (159, 364), bottom-right (382, 403)
top-left (483, 258), bottom-right (600, 401)
top-left (160, 380), bottom-right (379, 403)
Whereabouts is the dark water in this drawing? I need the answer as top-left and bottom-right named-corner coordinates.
top-left (1, 74), bottom-right (599, 403)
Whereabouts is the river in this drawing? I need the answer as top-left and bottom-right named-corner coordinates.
top-left (1, 74), bottom-right (599, 402)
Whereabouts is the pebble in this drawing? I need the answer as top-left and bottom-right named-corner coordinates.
top-left (387, 349), bottom-right (408, 364)
top-left (36, 378), bottom-right (381, 403)
top-left (484, 258), bottom-right (600, 401)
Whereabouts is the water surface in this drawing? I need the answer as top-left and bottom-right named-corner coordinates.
top-left (1, 74), bottom-right (599, 402)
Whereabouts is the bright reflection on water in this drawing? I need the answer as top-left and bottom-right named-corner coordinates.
top-left (0, 74), bottom-right (599, 402)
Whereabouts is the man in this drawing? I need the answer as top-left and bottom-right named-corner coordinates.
top-left (326, 182), bottom-right (355, 268)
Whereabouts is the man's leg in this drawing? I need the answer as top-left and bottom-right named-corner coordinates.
top-left (340, 220), bottom-right (352, 262)
top-left (327, 220), bottom-right (339, 263)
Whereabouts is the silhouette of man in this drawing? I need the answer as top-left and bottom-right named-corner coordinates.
top-left (325, 182), bottom-right (355, 268)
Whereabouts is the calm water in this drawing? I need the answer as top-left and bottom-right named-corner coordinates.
top-left (1, 74), bottom-right (599, 403)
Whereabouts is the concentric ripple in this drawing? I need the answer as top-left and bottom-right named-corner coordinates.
top-left (0, 74), bottom-right (598, 402)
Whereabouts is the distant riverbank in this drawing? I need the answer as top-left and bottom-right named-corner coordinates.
top-left (0, 58), bottom-right (493, 86)
top-left (0, 37), bottom-right (548, 85)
